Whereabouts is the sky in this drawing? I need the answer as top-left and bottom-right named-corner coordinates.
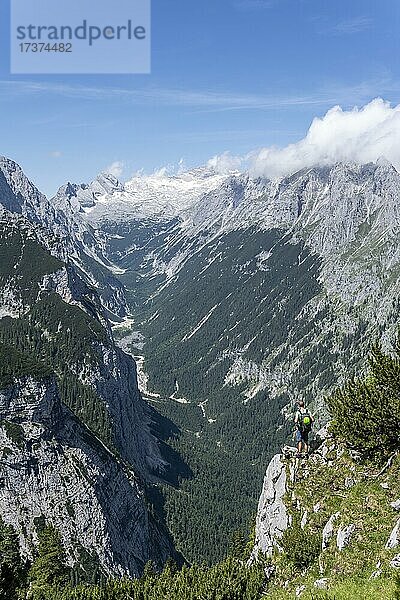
top-left (0, 0), bottom-right (399, 196)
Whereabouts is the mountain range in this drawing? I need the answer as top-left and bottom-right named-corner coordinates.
top-left (1, 155), bottom-right (400, 567)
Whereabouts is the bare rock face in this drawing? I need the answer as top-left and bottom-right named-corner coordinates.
top-left (0, 157), bottom-right (57, 228)
top-left (322, 512), bottom-right (340, 550)
top-left (0, 375), bottom-right (174, 576)
top-left (251, 454), bottom-right (289, 559)
top-left (386, 519), bottom-right (400, 550)
top-left (336, 524), bottom-right (356, 551)
top-left (391, 554), bottom-right (400, 569)
top-left (91, 342), bottom-right (168, 477)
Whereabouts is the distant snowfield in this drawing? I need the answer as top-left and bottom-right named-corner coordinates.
top-left (80, 168), bottom-right (230, 223)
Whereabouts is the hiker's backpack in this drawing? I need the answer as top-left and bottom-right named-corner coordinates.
top-left (299, 411), bottom-right (312, 433)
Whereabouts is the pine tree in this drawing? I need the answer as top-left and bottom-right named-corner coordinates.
top-left (0, 518), bottom-right (26, 600)
top-left (229, 529), bottom-right (248, 559)
top-left (327, 340), bottom-right (400, 461)
top-left (28, 525), bottom-right (70, 599)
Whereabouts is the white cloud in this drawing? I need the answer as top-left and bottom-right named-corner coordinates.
top-left (244, 98), bottom-right (400, 179)
top-left (312, 15), bottom-right (373, 36)
top-left (105, 161), bottom-right (124, 178)
top-left (1, 79), bottom-right (398, 114)
top-left (207, 151), bottom-right (243, 174)
top-left (50, 150), bottom-right (62, 158)
top-left (233, 0), bottom-right (275, 10)
top-left (332, 16), bottom-right (372, 35)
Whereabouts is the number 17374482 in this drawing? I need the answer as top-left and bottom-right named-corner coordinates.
top-left (19, 42), bottom-right (72, 52)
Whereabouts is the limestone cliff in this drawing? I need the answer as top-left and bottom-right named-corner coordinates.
top-left (251, 453), bottom-right (290, 559)
top-left (0, 374), bottom-right (174, 576)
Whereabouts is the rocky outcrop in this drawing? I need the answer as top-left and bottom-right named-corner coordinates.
top-left (251, 454), bottom-right (289, 560)
top-left (322, 512), bottom-right (340, 550)
top-left (314, 578), bottom-right (328, 590)
top-left (89, 342), bottom-right (168, 477)
top-left (252, 434), bottom-right (400, 596)
top-left (0, 214), bottom-right (166, 480)
top-left (0, 375), bottom-right (174, 576)
top-left (336, 523), bottom-right (356, 551)
top-left (386, 519), bottom-right (400, 549)
top-left (391, 555), bottom-right (400, 569)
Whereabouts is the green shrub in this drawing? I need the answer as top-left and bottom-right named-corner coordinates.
top-left (281, 518), bottom-right (320, 571)
top-left (395, 575), bottom-right (400, 600)
top-left (281, 515), bottom-right (321, 571)
top-left (327, 342), bottom-right (400, 462)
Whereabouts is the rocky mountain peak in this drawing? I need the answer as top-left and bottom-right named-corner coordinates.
top-left (0, 156), bottom-right (57, 228)
top-left (95, 171), bottom-right (124, 193)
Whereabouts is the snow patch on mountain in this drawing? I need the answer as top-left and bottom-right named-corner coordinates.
top-left (77, 167), bottom-right (232, 223)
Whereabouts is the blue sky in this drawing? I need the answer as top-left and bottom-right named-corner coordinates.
top-left (0, 0), bottom-right (399, 196)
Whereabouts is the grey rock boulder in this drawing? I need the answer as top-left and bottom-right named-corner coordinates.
top-left (390, 555), bottom-right (400, 569)
top-left (336, 524), bottom-right (356, 551)
top-left (370, 561), bottom-right (382, 579)
top-left (370, 569), bottom-right (382, 579)
top-left (322, 512), bottom-right (340, 550)
top-left (314, 578), bottom-right (329, 589)
top-left (345, 477), bottom-right (356, 489)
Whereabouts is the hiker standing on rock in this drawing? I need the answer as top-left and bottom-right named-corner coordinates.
top-left (294, 400), bottom-right (313, 458)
